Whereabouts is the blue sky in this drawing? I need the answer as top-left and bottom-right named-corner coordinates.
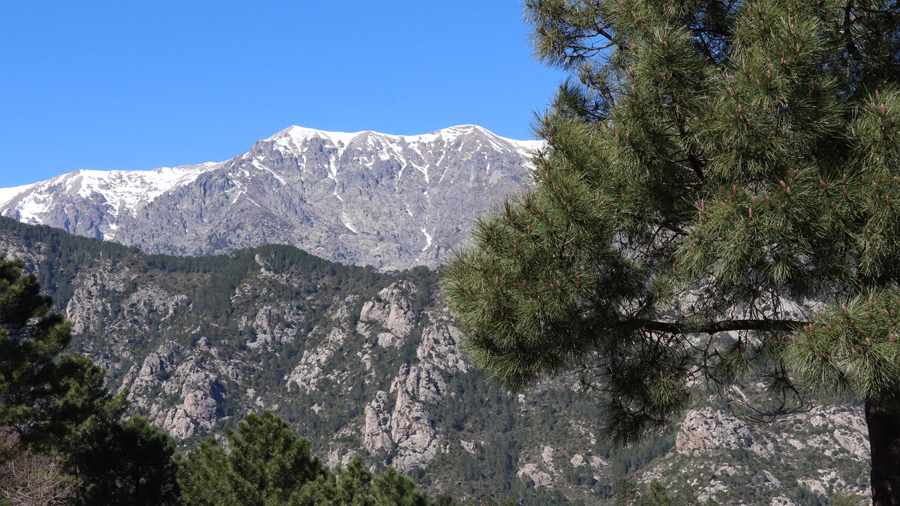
top-left (0, 1), bottom-right (566, 188)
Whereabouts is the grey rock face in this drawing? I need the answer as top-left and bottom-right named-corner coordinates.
top-left (286, 285), bottom-right (456, 472)
top-left (389, 364), bottom-right (441, 472)
top-left (675, 407), bottom-right (753, 453)
top-left (122, 338), bottom-right (239, 439)
top-left (359, 282), bottom-right (416, 345)
top-left (0, 125), bottom-right (538, 270)
top-left (285, 326), bottom-right (349, 394)
top-left (642, 403), bottom-right (871, 503)
top-left (363, 391), bottom-right (393, 453)
top-left (1, 224), bottom-right (876, 505)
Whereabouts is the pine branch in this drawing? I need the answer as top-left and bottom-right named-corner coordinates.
top-left (629, 318), bottom-right (807, 335)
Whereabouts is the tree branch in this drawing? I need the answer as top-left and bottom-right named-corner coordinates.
top-left (628, 318), bottom-right (807, 335)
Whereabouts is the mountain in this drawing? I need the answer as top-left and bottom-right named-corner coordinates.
top-left (0, 125), bottom-right (539, 270)
top-left (0, 217), bottom-right (872, 505)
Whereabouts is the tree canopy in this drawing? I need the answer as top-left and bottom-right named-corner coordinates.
top-left (1, 258), bottom-right (78, 448)
top-left (0, 257), bottom-right (179, 506)
top-left (1, 257), bottom-right (129, 458)
top-left (445, 0), bottom-right (900, 502)
top-left (178, 410), bottom-right (431, 506)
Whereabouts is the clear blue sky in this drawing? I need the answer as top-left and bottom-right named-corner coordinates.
top-left (0, 1), bottom-right (566, 189)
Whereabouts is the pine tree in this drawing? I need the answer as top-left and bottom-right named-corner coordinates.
top-left (177, 438), bottom-right (234, 506)
top-left (614, 479), bottom-right (639, 506)
top-left (444, 1), bottom-right (900, 502)
top-left (178, 410), bottom-right (330, 506)
top-left (334, 455), bottom-right (375, 506)
top-left (371, 467), bottom-right (429, 506)
top-left (0, 257), bottom-right (176, 504)
top-left (178, 410), bottom-right (439, 506)
top-left (0, 257), bottom-right (75, 449)
top-left (0, 257), bottom-right (125, 454)
top-left (642, 481), bottom-right (672, 506)
top-left (68, 416), bottom-right (180, 506)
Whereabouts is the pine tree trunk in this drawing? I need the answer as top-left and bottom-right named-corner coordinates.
top-left (866, 395), bottom-right (900, 506)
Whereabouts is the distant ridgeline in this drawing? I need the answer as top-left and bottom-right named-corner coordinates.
top-left (0, 216), bottom-right (398, 323)
top-left (0, 125), bottom-right (539, 271)
top-left (0, 216), bottom-right (872, 506)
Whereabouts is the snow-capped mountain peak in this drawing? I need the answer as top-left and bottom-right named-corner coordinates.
top-left (270, 126), bottom-right (363, 148)
top-left (0, 162), bottom-right (222, 227)
top-left (0, 125), bottom-right (540, 269)
top-left (268, 124), bottom-right (541, 156)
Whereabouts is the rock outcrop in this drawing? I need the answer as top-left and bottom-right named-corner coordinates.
top-left (643, 403), bottom-right (871, 504)
top-left (0, 223), bottom-right (876, 505)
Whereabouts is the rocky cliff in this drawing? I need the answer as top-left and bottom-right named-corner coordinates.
top-left (0, 218), bottom-right (873, 505)
top-left (0, 125), bottom-right (538, 270)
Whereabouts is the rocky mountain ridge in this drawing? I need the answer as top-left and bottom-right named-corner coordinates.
top-left (0, 217), bottom-right (872, 505)
top-left (0, 125), bottom-right (539, 270)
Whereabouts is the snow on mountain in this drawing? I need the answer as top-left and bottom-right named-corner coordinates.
top-left (0, 163), bottom-right (222, 225)
top-left (268, 124), bottom-right (541, 158)
top-left (0, 125), bottom-right (541, 269)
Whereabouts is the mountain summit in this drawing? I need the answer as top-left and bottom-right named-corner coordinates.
top-left (0, 125), bottom-right (540, 269)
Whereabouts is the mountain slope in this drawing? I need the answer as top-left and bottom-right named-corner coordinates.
top-left (0, 125), bottom-right (539, 270)
top-left (0, 217), bottom-right (872, 505)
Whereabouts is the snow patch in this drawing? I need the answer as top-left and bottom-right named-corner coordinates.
top-left (250, 160), bottom-right (286, 185)
top-left (16, 193), bottom-right (51, 224)
top-left (273, 126), bottom-right (360, 148)
top-left (0, 183), bottom-right (37, 209)
top-left (342, 213), bottom-right (358, 234)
